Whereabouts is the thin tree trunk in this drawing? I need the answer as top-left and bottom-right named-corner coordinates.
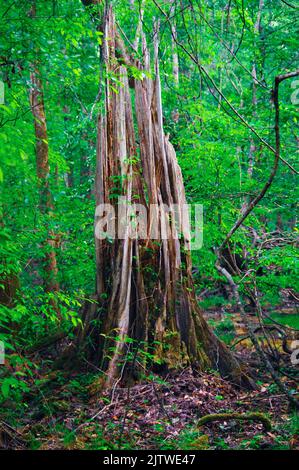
top-left (29, 68), bottom-right (59, 296)
top-left (248, 0), bottom-right (264, 179)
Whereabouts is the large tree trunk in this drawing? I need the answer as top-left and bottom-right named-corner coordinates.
top-left (79, 5), bottom-right (253, 389)
top-left (248, 0), bottom-right (264, 179)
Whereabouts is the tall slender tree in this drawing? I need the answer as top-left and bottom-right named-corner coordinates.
top-left (29, 2), bottom-right (59, 298)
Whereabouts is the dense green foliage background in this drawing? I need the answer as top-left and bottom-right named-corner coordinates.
top-left (0, 0), bottom-right (298, 403)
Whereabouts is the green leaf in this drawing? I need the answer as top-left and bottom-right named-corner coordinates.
top-left (1, 380), bottom-right (10, 398)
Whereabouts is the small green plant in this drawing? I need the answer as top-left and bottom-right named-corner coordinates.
top-left (214, 437), bottom-right (230, 450)
top-left (158, 426), bottom-right (210, 450)
top-left (215, 317), bottom-right (235, 333)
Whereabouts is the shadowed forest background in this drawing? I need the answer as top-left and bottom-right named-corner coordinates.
top-left (0, 0), bottom-right (298, 451)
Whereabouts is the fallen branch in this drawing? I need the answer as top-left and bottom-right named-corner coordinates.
top-left (0, 421), bottom-right (27, 450)
top-left (197, 412), bottom-right (271, 431)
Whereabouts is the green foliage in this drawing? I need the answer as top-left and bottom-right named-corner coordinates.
top-left (159, 426), bottom-right (210, 450)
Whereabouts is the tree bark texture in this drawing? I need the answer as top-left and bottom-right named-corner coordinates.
top-left (80, 5), bottom-right (253, 389)
top-left (29, 69), bottom-right (59, 295)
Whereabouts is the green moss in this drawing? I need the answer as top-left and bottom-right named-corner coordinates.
top-left (197, 412), bottom-right (271, 431)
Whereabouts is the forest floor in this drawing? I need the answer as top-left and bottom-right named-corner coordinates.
top-left (1, 306), bottom-right (298, 451)
top-left (2, 364), bottom-right (297, 451)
